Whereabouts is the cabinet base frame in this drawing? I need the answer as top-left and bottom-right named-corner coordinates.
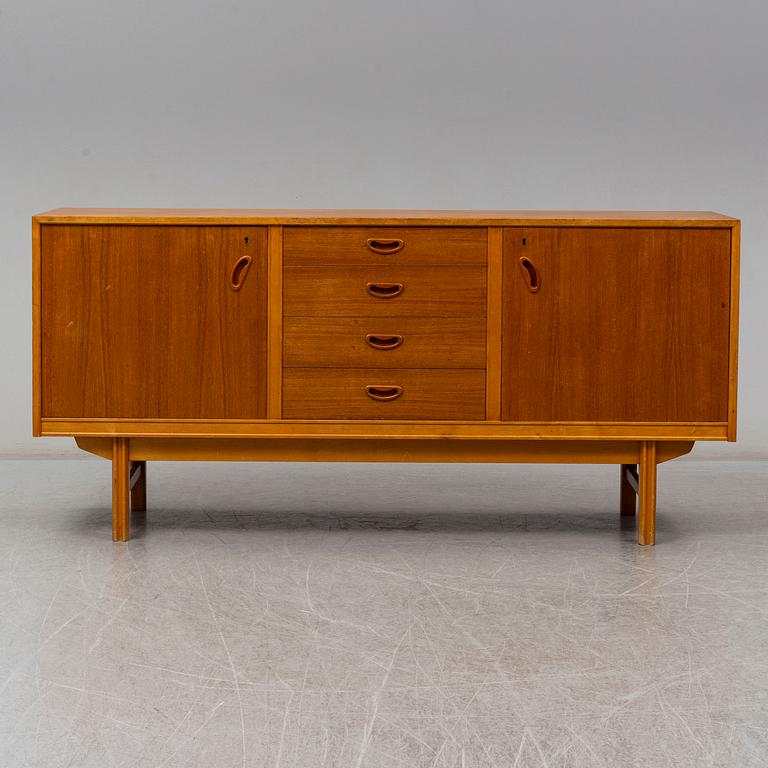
top-left (79, 437), bottom-right (690, 545)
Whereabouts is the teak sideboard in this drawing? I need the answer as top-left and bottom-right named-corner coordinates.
top-left (32, 209), bottom-right (740, 544)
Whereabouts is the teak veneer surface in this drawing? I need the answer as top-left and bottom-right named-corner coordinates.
top-left (283, 227), bottom-right (487, 265)
top-left (41, 225), bottom-right (268, 419)
top-left (35, 209), bottom-right (737, 226)
top-left (283, 317), bottom-right (486, 368)
top-left (502, 227), bottom-right (732, 423)
top-left (282, 369), bottom-right (486, 420)
top-left (267, 226), bottom-right (283, 419)
top-left (283, 266), bottom-right (487, 318)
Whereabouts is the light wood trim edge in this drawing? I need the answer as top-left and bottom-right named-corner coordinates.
top-left (486, 228), bottom-right (502, 420)
top-left (33, 210), bottom-right (739, 227)
top-left (32, 218), bottom-right (42, 436)
top-left (267, 225), bottom-right (283, 419)
top-left (49, 418), bottom-right (727, 426)
top-left (50, 419), bottom-right (726, 440)
top-left (727, 221), bottom-right (740, 441)
top-left (74, 437), bottom-right (696, 464)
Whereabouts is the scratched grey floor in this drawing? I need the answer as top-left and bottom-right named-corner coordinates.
top-left (1, 458), bottom-right (767, 767)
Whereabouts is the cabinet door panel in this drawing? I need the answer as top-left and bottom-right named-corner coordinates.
top-left (41, 225), bottom-right (267, 419)
top-left (501, 227), bottom-right (731, 422)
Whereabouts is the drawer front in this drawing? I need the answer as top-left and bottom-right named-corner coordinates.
top-left (284, 227), bottom-right (487, 266)
top-left (283, 368), bottom-right (486, 420)
top-left (283, 266), bottom-right (487, 318)
top-left (283, 317), bottom-right (486, 368)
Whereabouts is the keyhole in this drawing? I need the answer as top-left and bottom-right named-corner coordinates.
top-left (522, 238), bottom-right (527, 246)
top-left (244, 236), bottom-right (249, 244)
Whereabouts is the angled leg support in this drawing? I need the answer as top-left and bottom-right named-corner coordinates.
top-left (130, 461), bottom-right (147, 512)
top-left (620, 464), bottom-right (638, 517)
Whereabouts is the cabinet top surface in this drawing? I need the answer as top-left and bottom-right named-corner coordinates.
top-left (34, 208), bottom-right (738, 227)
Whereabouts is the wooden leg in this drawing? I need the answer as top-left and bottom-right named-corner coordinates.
top-left (620, 463), bottom-right (637, 517)
top-left (112, 438), bottom-right (130, 542)
top-left (638, 441), bottom-right (657, 545)
top-left (130, 461), bottom-right (146, 512)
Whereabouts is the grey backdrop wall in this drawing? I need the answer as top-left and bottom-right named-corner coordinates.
top-left (2, 0), bottom-right (766, 458)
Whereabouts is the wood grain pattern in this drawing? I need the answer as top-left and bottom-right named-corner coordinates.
top-left (728, 222), bottom-right (740, 441)
top-left (112, 437), bottom-right (130, 541)
top-left (267, 226), bottom-right (283, 419)
top-left (502, 227), bottom-right (731, 423)
top-left (486, 228), bottom-right (502, 420)
top-left (34, 209), bottom-right (739, 227)
top-left (283, 226), bottom-right (487, 266)
top-left (41, 225), bottom-right (268, 419)
top-left (284, 266), bottom-right (486, 318)
top-left (282, 368), bottom-right (485, 420)
top-left (76, 436), bottom-right (694, 464)
top-left (46, 418), bottom-right (727, 440)
top-left (638, 441), bottom-right (657, 545)
top-left (283, 317), bottom-right (485, 368)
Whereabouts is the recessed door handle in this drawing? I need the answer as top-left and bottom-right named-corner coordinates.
top-left (365, 385), bottom-right (403, 401)
top-left (230, 254), bottom-right (252, 291)
top-left (366, 238), bottom-right (404, 255)
top-left (366, 282), bottom-right (404, 298)
top-left (365, 334), bottom-right (404, 350)
top-left (518, 256), bottom-right (540, 292)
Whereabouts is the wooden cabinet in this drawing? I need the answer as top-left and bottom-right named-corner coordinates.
top-left (32, 209), bottom-right (740, 545)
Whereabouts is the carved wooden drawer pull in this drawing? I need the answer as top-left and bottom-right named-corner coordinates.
top-left (366, 282), bottom-right (404, 298)
top-left (229, 254), bottom-right (252, 291)
top-left (365, 334), bottom-right (404, 350)
top-left (518, 256), bottom-right (540, 292)
top-left (366, 237), bottom-right (404, 255)
top-left (365, 385), bottom-right (403, 401)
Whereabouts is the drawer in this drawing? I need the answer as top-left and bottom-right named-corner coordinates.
top-left (284, 227), bottom-right (487, 266)
top-left (283, 317), bottom-right (486, 368)
top-left (283, 368), bottom-right (486, 420)
top-left (283, 266), bottom-right (486, 318)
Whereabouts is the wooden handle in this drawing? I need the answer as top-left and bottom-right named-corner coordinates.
top-left (365, 385), bottom-right (403, 401)
top-left (518, 256), bottom-right (540, 292)
top-left (366, 237), bottom-right (404, 255)
top-left (230, 254), bottom-right (252, 291)
top-left (366, 282), bottom-right (404, 298)
top-left (366, 334), bottom-right (404, 350)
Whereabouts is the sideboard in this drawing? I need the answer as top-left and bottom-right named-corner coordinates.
top-left (32, 209), bottom-right (740, 544)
